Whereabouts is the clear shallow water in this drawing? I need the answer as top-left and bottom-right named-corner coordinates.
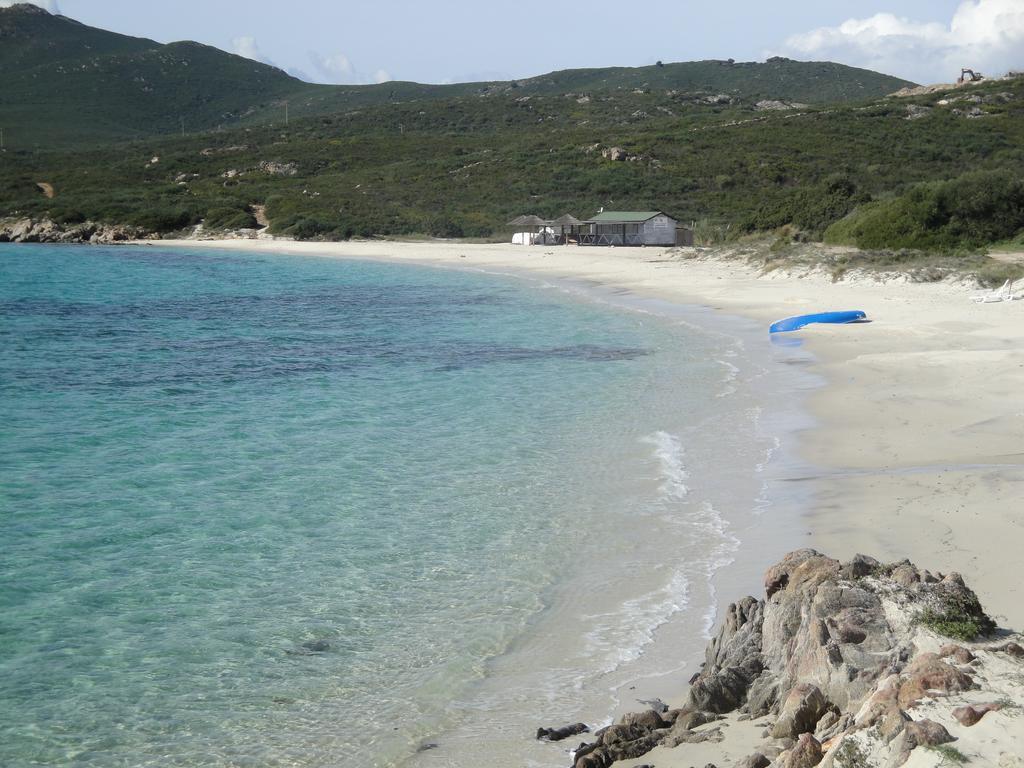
top-left (0, 245), bottom-right (804, 768)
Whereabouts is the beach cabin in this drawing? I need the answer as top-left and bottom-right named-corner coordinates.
top-left (508, 211), bottom-right (687, 246)
top-left (580, 211), bottom-right (679, 246)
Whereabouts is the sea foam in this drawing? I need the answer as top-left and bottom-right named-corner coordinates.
top-left (642, 430), bottom-right (689, 500)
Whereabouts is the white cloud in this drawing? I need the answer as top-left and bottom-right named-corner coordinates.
top-left (782, 0), bottom-right (1024, 84)
top-left (0, 0), bottom-right (61, 11)
top-left (231, 35), bottom-right (275, 65)
top-left (230, 35), bottom-right (389, 86)
top-left (307, 50), bottom-right (391, 85)
top-left (312, 52), bottom-right (354, 80)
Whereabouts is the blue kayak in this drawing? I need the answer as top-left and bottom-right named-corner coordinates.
top-left (769, 310), bottom-right (866, 334)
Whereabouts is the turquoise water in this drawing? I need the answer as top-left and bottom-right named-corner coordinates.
top-left (0, 244), bottom-right (796, 768)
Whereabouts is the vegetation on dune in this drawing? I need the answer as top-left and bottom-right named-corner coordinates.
top-left (916, 588), bottom-right (997, 641)
top-left (825, 170), bottom-right (1024, 252)
top-left (926, 744), bottom-right (970, 765)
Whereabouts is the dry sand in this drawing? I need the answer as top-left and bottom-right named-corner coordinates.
top-left (152, 238), bottom-right (1024, 765)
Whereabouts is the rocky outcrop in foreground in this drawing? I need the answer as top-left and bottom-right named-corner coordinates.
top-left (0, 217), bottom-right (146, 244)
top-left (564, 550), bottom-right (1023, 768)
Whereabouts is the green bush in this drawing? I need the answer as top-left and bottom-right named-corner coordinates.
top-left (276, 215), bottom-right (353, 240)
top-left (125, 205), bottom-right (200, 232)
top-left (825, 170), bottom-right (1024, 252)
top-left (425, 216), bottom-right (464, 238)
top-left (203, 206), bottom-right (257, 231)
top-left (926, 744), bottom-right (969, 764)
top-left (917, 588), bottom-right (996, 641)
top-left (51, 208), bottom-right (87, 225)
top-left (741, 175), bottom-right (867, 237)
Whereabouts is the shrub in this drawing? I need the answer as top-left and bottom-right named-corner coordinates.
top-left (425, 216), bottom-right (464, 238)
top-left (125, 205), bottom-right (200, 232)
top-left (51, 208), bottom-right (87, 225)
top-left (825, 170), bottom-right (1024, 252)
top-left (975, 259), bottom-right (1024, 288)
top-left (834, 740), bottom-right (872, 768)
top-left (926, 744), bottom-right (969, 764)
top-left (917, 588), bottom-right (996, 641)
top-left (742, 175), bottom-right (866, 237)
top-left (203, 206), bottom-right (257, 230)
top-left (278, 215), bottom-right (353, 240)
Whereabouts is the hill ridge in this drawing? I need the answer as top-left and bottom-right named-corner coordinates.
top-left (0, 3), bottom-right (915, 147)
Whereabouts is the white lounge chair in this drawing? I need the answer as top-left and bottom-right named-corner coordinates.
top-left (972, 279), bottom-right (1020, 303)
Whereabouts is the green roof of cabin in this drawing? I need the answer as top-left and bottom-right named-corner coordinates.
top-left (587, 211), bottom-right (668, 223)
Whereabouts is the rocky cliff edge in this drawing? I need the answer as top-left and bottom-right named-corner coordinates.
top-left (555, 549), bottom-right (1023, 768)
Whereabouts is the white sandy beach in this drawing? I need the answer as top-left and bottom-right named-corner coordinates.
top-left (153, 237), bottom-right (1024, 765)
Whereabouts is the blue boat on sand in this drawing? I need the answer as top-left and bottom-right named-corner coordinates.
top-left (769, 310), bottom-right (867, 334)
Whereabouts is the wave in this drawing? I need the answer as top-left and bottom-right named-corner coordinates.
top-left (581, 568), bottom-right (693, 674)
top-left (715, 359), bottom-right (740, 398)
top-left (691, 501), bottom-right (742, 638)
top-left (642, 431), bottom-right (689, 500)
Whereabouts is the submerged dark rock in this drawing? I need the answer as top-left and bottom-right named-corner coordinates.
top-left (536, 722), bottom-right (589, 741)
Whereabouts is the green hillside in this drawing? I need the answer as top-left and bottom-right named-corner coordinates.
top-left (0, 4), bottom-right (305, 147)
top-left (0, 3), bottom-right (914, 148)
top-left (3, 3), bottom-right (1021, 256)
top-left (511, 57), bottom-right (913, 103)
top-left (3, 71), bottom-right (1022, 253)
top-left (0, 3), bottom-right (154, 68)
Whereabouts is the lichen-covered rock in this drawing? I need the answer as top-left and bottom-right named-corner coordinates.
top-left (575, 750), bottom-right (610, 768)
top-left (258, 160), bottom-right (298, 176)
top-left (660, 725), bottom-right (725, 749)
top-left (894, 719), bottom-right (955, 765)
top-left (592, 550), bottom-right (1013, 768)
top-left (897, 653), bottom-right (975, 708)
top-left (952, 702), bottom-right (1001, 726)
top-left (735, 754), bottom-right (771, 768)
top-left (777, 733), bottom-right (823, 768)
top-left (877, 706), bottom-right (911, 743)
top-left (853, 674), bottom-right (901, 727)
top-left (989, 641), bottom-right (1024, 658)
top-left (938, 644), bottom-right (977, 664)
top-left (671, 709), bottom-right (722, 730)
top-left (760, 552), bottom-right (896, 712)
top-left (0, 217), bottom-right (145, 244)
top-left (772, 683), bottom-right (831, 738)
top-left (618, 709), bottom-right (665, 730)
top-left (689, 666), bottom-right (759, 712)
top-left (688, 596), bottom-right (764, 712)
top-left (746, 671), bottom-right (781, 717)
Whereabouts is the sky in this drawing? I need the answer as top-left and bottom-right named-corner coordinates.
top-left (4, 0), bottom-right (1023, 86)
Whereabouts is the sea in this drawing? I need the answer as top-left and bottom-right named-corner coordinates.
top-left (0, 244), bottom-right (815, 768)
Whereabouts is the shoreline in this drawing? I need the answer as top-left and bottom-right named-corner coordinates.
top-left (395, 272), bottom-right (819, 768)
top-left (148, 238), bottom-right (1024, 764)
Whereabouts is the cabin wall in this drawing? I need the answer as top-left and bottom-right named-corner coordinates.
top-left (641, 215), bottom-right (678, 245)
